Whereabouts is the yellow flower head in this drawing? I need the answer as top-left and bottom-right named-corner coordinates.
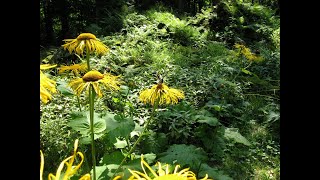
top-left (127, 155), bottom-right (210, 180)
top-left (234, 43), bottom-right (262, 62)
top-left (69, 70), bottom-right (121, 97)
top-left (58, 63), bottom-right (88, 76)
top-left (43, 139), bottom-right (91, 180)
top-left (40, 64), bottom-right (57, 104)
top-left (139, 83), bottom-right (185, 106)
top-left (62, 33), bottom-right (109, 56)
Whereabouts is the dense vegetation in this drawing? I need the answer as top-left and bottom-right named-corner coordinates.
top-left (40, 0), bottom-right (280, 179)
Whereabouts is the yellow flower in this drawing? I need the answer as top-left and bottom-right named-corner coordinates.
top-left (69, 70), bottom-right (121, 97)
top-left (42, 139), bottom-right (91, 180)
top-left (113, 175), bottom-right (122, 180)
top-left (139, 83), bottom-right (184, 106)
top-left (234, 43), bottom-right (262, 62)
top-left (62, 33), bottom-right (109, 56)
top-left (58, 63), bottom-right (88, 76)
top-left (127, 155), bottom-right (211, 180)
top-left (40, 64), bottom-right (57, 104)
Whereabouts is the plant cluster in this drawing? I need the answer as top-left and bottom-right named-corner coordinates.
top-left (41, 1), bottom-right (280, 179)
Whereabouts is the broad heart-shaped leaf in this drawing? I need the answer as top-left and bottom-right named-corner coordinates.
top-left (105, 114), bottom-right (135, 143)
top-left (194, 115), bottom-right (219, 126)
top-left (198, 163), bottom-right (233, 180)
top-left (68, 111), bottom-right (106, 144)
top-left (56, 80), bottom-right (74, 96)
top-left (224, 128), bottom-right (251, 146)
top-left (100, 151), bottom-right (124, 165)
top-left (195, 125), bottom-right (226, 159)
top-left (158, 144), bottom-right (208, 169)
top-left (114, 138), bottom-right (128, 149)
top-left (141, 153), bottom-right (157, 164)
top-left (93, 164), bottom-right (120, 180)
top-left (120, 158), bottom-right (142, 180)
top-left (265, 110), bottom-right (280, 124)
top-left (102, 158), bottom-right (142, 180)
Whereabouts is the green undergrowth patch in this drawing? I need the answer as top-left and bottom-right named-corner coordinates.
top-left (41, 2), bottom-right (279, 179)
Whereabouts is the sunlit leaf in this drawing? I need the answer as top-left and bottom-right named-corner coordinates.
top-left (224, 128), bottom-right (251, 146)
top-left (67, 111), bottom-right (107, 144)
top-left (159, 144), bottom-right (208, 168)
top-left (199, 163), bottom-right (233, 180)
top-left (57, 81), bottom-right (74, 96)
top-left (114, 138), bottom-right (128, 149)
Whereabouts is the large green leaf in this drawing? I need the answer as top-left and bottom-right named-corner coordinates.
top-left (224, 128), bottom-right (251, 146)
top-left (198, 163), bottom-right (233, 180)
top-left (158, 144), bottom-right (208, 169)
top-left (121, 158), bottom-right (142, 180)
top-left (265, 111), bottom-right (280, 124)
top-left (105, 114), bottom-right (135, 143)
top-left (93, 164), bottom-right (120, 180)
top-left (194, 115), bottom-right (219, 126)
top-left (103, 158), bottom-right (142, 180)
top-left (100, 151), bottom-right (124, 165)
top-left (56, 80), bottom-right (74, 96)
top-left (195, 126), bottom-right (226, 159)
top-left (140, 153), bottom-right (157, 164)
top-left (67, 111), bottom-right (107, 144)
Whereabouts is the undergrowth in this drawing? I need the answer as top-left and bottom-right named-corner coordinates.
top-left (40, 2), bottom-right (280, 179)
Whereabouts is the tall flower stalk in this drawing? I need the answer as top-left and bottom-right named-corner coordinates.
top-left (112, 81), bottom-right (185, 178)
top-left (69, 70), bottom-right (121, 179)
top-left (62, 33), bottom-right (111, 180)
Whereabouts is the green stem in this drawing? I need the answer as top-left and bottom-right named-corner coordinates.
top-left (86, 47), bottom-right (91, 71)
top-left (89, 85), bottom-right (96, 180)
top-left (111, 101), bottom-right (159, 179)
top-left (72, 71), bottom-right (82, 112)
top-left (76, 96), bottom-right (82, 112)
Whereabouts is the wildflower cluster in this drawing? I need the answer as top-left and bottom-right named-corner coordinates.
top-left (40, 32), bottom-right (201, 180)
top-left (234, 43), bottom-right (262, 62)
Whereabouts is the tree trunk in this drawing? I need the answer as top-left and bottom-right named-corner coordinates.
top-left (178, 0), bottom-right (186, 12)
top-left (43, 0), bottom-right (55, 45)
top-left (56, 0), bottom-right (70, 41)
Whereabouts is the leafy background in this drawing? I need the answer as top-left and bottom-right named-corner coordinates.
top-left (40, 0), bottom-right (280, 179)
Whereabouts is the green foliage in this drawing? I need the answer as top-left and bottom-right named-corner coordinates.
top-left (104, 113), bottom-right (135, 144)
top-left (158, 144), bottom-right (208, 169)
top-left (139, 131), bottom-right (169, 154)
top-left (198, 163), bottom-right (233, 180)
top-left (195, 124), bottom-right (226, 161)
top-left (68, 111), bottom-right (107, 144)
top-left (56, 80), bottom-right (74, 96)
top-left (40, 1), bottom-right (279, 179)
top-left (100, 151), bottom-right (124, 165)
top-left (224, 128), bottom-right (251, 146)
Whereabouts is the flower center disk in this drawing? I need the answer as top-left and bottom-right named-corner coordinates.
top-left (76, 33), bottom-right (97, 40)
top-left (82, 70), bottom-right (104, 82)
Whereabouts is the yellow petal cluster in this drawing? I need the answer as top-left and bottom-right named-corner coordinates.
top-left (58, 63), bottom-right (88, 76)
top-left (234, 43), bottom-right (263, 62)
top-left (139, 83), bottom-right (185, 106)
top-left (40, 64), bottom-right (57, 104)
top-left (127, 155), bottom-right (210, 180)
top-left (40, 139), bottom-right (90, 180)
top-left (62, 33), bottom-right (109, 56)
top-left (69, 70), bottom-right (121, 97)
